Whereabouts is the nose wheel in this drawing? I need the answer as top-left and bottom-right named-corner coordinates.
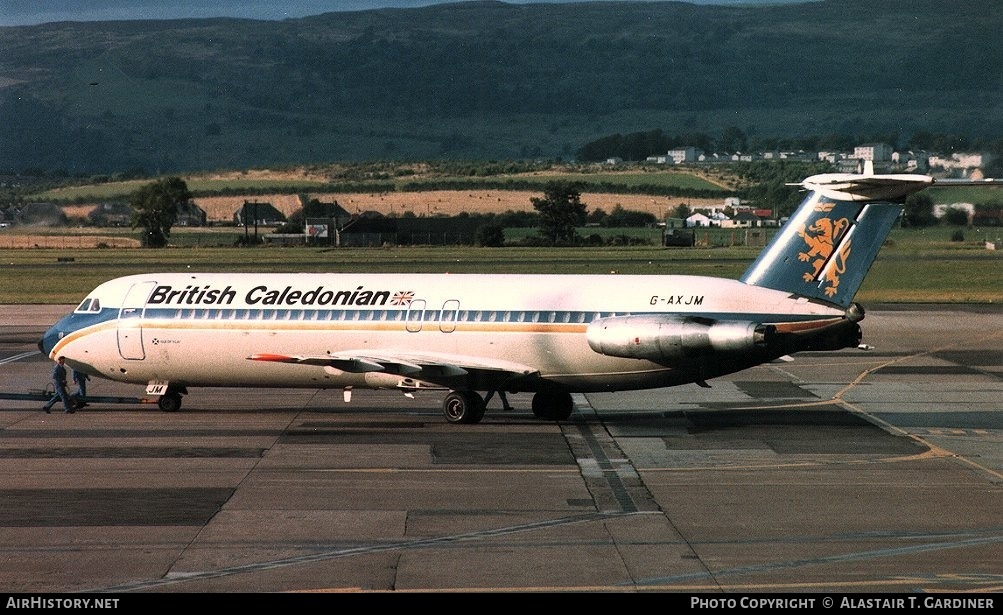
top-left (157, 387), bottom-right (185, 412)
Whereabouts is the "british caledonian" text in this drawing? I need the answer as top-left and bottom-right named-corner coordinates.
top-left (147, 285), bottom-right (394, 307)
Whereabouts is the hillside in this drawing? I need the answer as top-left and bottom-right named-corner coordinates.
top-left (1, 0), bottom-right (1000, 173)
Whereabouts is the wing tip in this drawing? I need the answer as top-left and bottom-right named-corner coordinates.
top-left (248, 353), bottom-right (294, 362)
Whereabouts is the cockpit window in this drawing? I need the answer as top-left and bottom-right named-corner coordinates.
top-left (74, 298), bottom-right (101, 314)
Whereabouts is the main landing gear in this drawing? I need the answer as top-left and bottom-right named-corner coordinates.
top-left (442, 391), bottom-right (486, 424)
top-left (441, 390), bottom-right (575, 424)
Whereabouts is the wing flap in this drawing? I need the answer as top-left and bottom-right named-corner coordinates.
top-left (248, 351), bottom-right (538, 385)
top-left (248, 353), bottom-right (386, 373)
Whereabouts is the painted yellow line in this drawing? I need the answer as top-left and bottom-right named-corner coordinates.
top-left (831, 329), bottom-right (1003, 482)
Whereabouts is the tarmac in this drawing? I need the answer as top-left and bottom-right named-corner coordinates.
top-left (0, 304), bottom-right (1001, 595)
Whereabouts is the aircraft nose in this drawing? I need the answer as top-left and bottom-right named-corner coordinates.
top-left (38, 324), bottom-right (61, 358)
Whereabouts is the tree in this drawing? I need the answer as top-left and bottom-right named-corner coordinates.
top-left (476, 223), bottom-right (505, 247)
top-left (943, 207), bottom-right (970, 226)
top-left (130, 177), bottom-right (192, 247)
top-left (531, 181), bottom-right (587, 244)
top-left (586, 207), bottom-right (608, 226)
top-left (606, 204), bottom-right (656, 227)
top-left (718, 126), bottom-right (747, 153)
top-left (671, 203), bottom-right (692, 220)
top-left (902, 192), bottom-right (936, 228)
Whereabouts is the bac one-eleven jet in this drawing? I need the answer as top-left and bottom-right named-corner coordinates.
top-left (38, 169), bottom-right (995, 424)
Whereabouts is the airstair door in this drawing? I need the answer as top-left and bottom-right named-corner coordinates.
top-left (117, 281), bottom-right (156, 360)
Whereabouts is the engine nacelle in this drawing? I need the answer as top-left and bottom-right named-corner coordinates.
top-left (586, 315), bottom-right (771, 362)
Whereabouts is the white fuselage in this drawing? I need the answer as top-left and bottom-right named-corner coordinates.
top-left (44, 272), bottom-right (845, 393)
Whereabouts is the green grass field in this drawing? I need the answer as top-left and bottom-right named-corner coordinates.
top-left (2, 226), bottom-right (1000, 304)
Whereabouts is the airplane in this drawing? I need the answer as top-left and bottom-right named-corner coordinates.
top-left (37, 169), bottom-right (999, 424)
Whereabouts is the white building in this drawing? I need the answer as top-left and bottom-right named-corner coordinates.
top-left (928, 152), bottom-right (994, 171)
top-left (934, 203), bottom-right (975, 222)
top-left (686, 212), bottom-right (712, 227)
top-left (667, 146), bottom-right (704, 164)
top-left (854, 143), bottom-right (893, 162)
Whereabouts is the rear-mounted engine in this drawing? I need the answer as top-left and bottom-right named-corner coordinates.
top-left (586, 315), bottom-right (772, 361)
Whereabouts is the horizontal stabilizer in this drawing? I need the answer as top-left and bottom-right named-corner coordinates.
top-left (788, 172), bottom-right (1001, 203)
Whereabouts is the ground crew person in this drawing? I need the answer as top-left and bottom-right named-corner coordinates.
top-left (72, 368), bottom-right (90, 407)
top-left (43, 356), bottom-right (75, 414)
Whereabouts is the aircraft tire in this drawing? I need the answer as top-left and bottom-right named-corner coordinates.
top-left (552, 392), bottom-right (574, 420)
top-left (158, 392), bottom-right (182, 413)
top-left (442, 391), bottom-right (485, 424)
top-left (531, 392), bottom-right (574, 421)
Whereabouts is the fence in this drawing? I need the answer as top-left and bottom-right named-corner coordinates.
top-left (690, 228), bottom-right (778, 248)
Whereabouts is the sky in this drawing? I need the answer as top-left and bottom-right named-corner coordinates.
top-left (1, 0), bottom-right (801, 27)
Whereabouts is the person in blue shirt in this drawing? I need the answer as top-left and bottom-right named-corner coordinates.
top-left (72, 369), bottom-right (90, 407)
top-left (43, 356), bottom-right (75, 414)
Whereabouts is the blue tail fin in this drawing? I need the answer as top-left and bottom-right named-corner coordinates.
top-left (740, 170), bottom-right (1002, 307)
top-left (740, 188), bottom-right (901, 308)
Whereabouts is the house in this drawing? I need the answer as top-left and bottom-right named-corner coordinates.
top-left (233, 201), bottom-right (285, 226)
top-left (87, 202), bottom-right (133, 227)
top-left (928, 152), bottom-right (994, 172)
top-left (934, 203), bottom-right (975, 223)
top-left (753, 209), bottom-right (778, 227)
top-left (17, 203), bottom-right (66, 226)
top-left (175, 201), bottom-right (207, 227)
top-left (893, 151), bottom-right (929, 172)
top-left (300, 197), bottom-right (351, 220)
top-left (685, 212), bottom-right (712, 227)
top-left (668, 146), bottom-right (703, 164)
top-left (837, 159), bottom-right (864, 173)
top-left (720, 210), bottom-right (764, 228)
top-left (732, 211), bottom-right (761, 228)
top-left (854, 143), bottom-right (893, 162)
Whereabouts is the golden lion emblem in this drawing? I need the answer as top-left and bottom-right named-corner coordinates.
top-left (798, 204), bottom-right (852, 297)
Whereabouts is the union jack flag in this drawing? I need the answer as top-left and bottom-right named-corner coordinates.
top-left (390, 291), bottom-right (415, 306)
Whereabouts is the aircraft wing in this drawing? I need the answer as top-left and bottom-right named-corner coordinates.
top-left (248, 350), bottom-right (540, 388)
